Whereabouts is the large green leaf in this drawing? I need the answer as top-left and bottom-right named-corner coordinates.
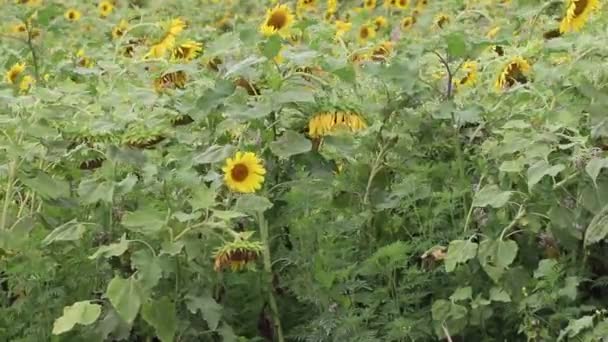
top-left (122, 205), bottom-right (166, 235)
top-left (527, 160), bottom-right (565, 190)
top-left (142, 297), bottom-right (177, 342)
top-left (445, 240), bottom-right (478, 272)
top-left (235, 194), bottom-right (273, 213)
top-left (194, 144), bottom-right (236, 164)
top-left (269, 130), bottom-right (312, 158)
top-left (52, 301), bottom-right (101, 335)
top-left (186, 294), bottom-right (223, 330)
top-left (106, 276), bottom-right (142, 324)
top-left (89, 234), bottom-right (130, 259)
top-left (584, 204), bottom-right (608, 247)
top-left (472, 185), bottom-right (512, 208)
top-left (20, 172), bottom-right (70, 199)
top-left (42, 220), bottom-right (87, 246)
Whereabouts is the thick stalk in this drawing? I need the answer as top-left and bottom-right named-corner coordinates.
top-left (257, 211), bottom-right (284, 342)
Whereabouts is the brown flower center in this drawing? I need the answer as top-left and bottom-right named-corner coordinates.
top-left (573, 0), bottom-right (589, 17)
top-left (231, 163), bottom-right (249, 182)
top-left (68, 12), bottom-right (75, 19)
top-left (268, 10), bottom-right (287, 30)
top-left (400, 0), bottom-right (408, 5)
top-left (360, 26), bottom-right (369, 39)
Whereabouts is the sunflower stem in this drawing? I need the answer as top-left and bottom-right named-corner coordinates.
top-left (257, 211), bottom-right (284, 342)
top-left (1, 160), bottom-right (17, 231)
top-left (24, 20), bottom-right (40, 83)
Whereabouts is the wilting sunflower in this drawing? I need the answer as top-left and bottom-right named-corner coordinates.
top-left (99, 0), bottom-right (114, 17)
top-left (64, 8), bottom-right (82, 22)
top-left (213, 236), bottom-right (264, 272)
top-left (308, 111), bottom-right (367, 138)
top-left (154, 71), bottom-right (188, 92)
top-left (455, 60), bottom-right (478, 88)
top-left (401, 16), bottom-right (416, 30)
top-left (358, 24), bottom-right (376, 43)
top-left (19, 75), bottom-right (35, 93)
top-left (495, 56), bottom-right (531, 91)
top-left (434, 13), bottom-right (450, 29)
top-left (374, 16), bottom-right (388, 30)
top-left (372, 41), bottom-right (394, 61)
top-left (172, 40), bottom-right (203, 61)
top-left (222, 152), bottom-right (266, 193)
top-left (364, 0), bottom-right (377, 9)
top-left (559, 0), bottom-right (600, 33)
top-left (260, 4), bottom-right (295, 37)
top-left (335, 20), bottom-right (352, 38)
top-left (5, 62), bottom-right (25, 84)
top-left (112, 19), bottom-right (129, 39)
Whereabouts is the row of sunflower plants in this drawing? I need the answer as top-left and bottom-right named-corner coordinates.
top-left (1, 0), bottom-right (607, 341)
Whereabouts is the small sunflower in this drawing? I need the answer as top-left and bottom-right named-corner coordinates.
top-left (260, 4), bottom-right (295, 37)
top-left (358, 24), bottom-right (376, 43)
top-left (371, 41), bottom-right (394, 61)
top-left (213, 236), bottom-right (264, 272)
top-left (10, 22), bottom-right (27, 35)
top-left (64, 8), bottom-right (82, 22)
top-left (335, 20), bottom-right (352, 38)
top-left (393, 0), bottom-right (409, 9)
top-left (297, 0), bottom-right (317, 14)
top-left (5, 62), bottom-right (26, 84)
top-left (98, 0), bottom-right (114, 17)
top-left (374, 16), bottom-right (388, 30)
top-left (327, 0), bottom-right (338, 13)
top-left (455, 60), bottom-right (478, 88)
top-left (222, 152), bottom-right (266, 193)
top-left (364, 0), bottom-right (377, 9)
top-left (111, 19), bottom-right (129, 39)
top-left (19, 75), bottom-right (35, 93)
top-left (559, 0), bottom-right (600, 33)
top-left (495, 56), bottom-right (531, 91)
top-left (415, 0), bottom-right (428, 10)
top-left (434, 13), bottom-right (450, 29)
top-left (76, 49), bottom-right (93, 68)
top-left (154, 70), bottom-right (188, 92)
top-left (401, 16), bottom-right (416, 31)
top-left (308, 111), bottom-right (367, 138)
top-left (486, 26), bottom-right (500, 39)
top-left (172, 40), bottom-right (203, 61)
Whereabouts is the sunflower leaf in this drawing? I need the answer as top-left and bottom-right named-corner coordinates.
top-left (269, 130), bottom-right (312, 158)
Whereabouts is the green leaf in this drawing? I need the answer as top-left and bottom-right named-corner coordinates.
top-left (160, 240), bottom-right (184, 256)
top-left (235, 194), bottom-right (273, 213)
top-left (194, 144), bottom-right (236, 164)
top-left (472, 185), bottom-right (512, 208)
top-left (106, 276), bottom-right (142, 324)
top-left (261, 35), bottom-right (282, 60)
top-left (446, 32), bottom-right (467, 58)
top-left (89, 234), bottom-right (130, 259)
top-left (450, 287), bottom-right (472, 302)
top-left (131, 249), bottom-right (162, 290)
top-left (42, 220), bottom-right (86, 246)
top-left (186, 294), bottom-right (223, 330)
top-left (489, 287), bottom-right (511, 302)
top-left (269, 130), bottom-right (312, 158)
top-left (558, 315), bottom-right (594, 341)
top-left (584, 204), bottom-right (608, 247)
top-left (273, 88), bottom-right (316, 104)
top-left (78, 179), bottom-right (114, 204)
top-left (332, 65), bottom-right (356, 83)
top-left (122, 205), bottom-right (165, 235)
top-left (20, 172), bottom-right (70, 199)
top-left (52, 301), bottom-right (101, 335)
top-left (212, 210), bottom-right (248, 220)
top-left (445, 240), bottom-right (478, 272)
top-left (195, 80), bottom-right (236, 113)
top-left (586, 157), bottom-right (608, 185)
top-left (478, 239), bottom-right (518, 282)
top-left (527, 160), bottom-right (565, 190)
top-left (141, 297), bottom-right (177, 342)
top-left (189, 185), bottom-right (216, 210)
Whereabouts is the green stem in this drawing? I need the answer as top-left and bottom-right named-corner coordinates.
top-left (257, 211), bottom-right (284, 342)
top-left (1, 161), bottom-right (17, 230)
top-left (25, 21), bottom-right (40, 82)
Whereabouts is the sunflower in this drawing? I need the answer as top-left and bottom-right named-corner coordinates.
top-left (455, 60), bottom-right (477, 88)
top-left (364, 0), bottom-right (377, 9)
top-left (308, 111), bottom-right (367, 138)
top-left (111, 19), bottom-right (129, 39)
top-left (154, 71), bottom-right (188, 92)
top-left (260, 4), bottom-right (295, 37)
top-left (76, 49), bottom-right (93, 68)
top-left (99, 0), bottom-right (113, 17)
top-left (147, 34), bottom-right (176, 59)
top-left (10, 23), bottom-right (27, 35)
top-left (371, 41), bottom-right (394, 61)
top-left (5, 62), bottom-right (25, 84)
top-left (559, 0), bottom-right (600, 33)
top-left (434, 13), bottom-right (450, 29)
top-left (415, 0), bottom-right (427, 11)
top-left (64, 9), bottom-right (82, 22)
top-left (327, 0), bottom-right (338, 13)
top-left (374, 16), bottom-right (388, 30)
top-left (165, 18), bottom-right (187, 36)
top-left (17, 0), bottom-right (41, 6)
top-left (401, 16), bottom-right (416, 30)
top-left (222, 152), bottom-right (266, 193)
top-left (486, 26), bottom-right (500, 39)
top-left (358, 24), bottom-right (376, 43)
top-left (19, 75), bottom-right (35, 93)
top-left (213, 236), bottom-right (264, 272)
top-left (393, 0), bottom-right (409, 9)
top-left (172, 40), bottom-right (203, 61)
top-left (495, 56), bottom-right (531, 91)
top-left (335, 20), bottom-right (352, 38)
top-left (297, 0), bottom-right (317, 14)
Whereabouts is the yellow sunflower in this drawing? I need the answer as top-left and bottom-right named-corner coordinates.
top-left (10, 22), bottom-right (27, 35)
top-left (364, 0), bottom-right (377, 9)
top-left (19, 75), bottom-right (35, 93)
top-left (335, 20), bottom-right (352, 38)
top-left (434, 13), bottom-right (450, 29)
top-left (559, 0), bottom-right (600, 33)
top-left (260, 4), bottom-right (295, 37)
top-left (374, 16), bottom-right (388, 30)
top-left (5, 62), bottom-right (26, 84)
top-left (358, 24), bottom-right (376, 43)
top-left (147, 34), bottom-right (176, 59)
top-left (213, 236), bottom-right (263, 272)
top-left (415, 0), bottom-right (427, 11)
top-left (222, 152), bottom-right (266, 193)
top-left (327, 0), bottom-right (338, 13)
top-left (401, 16), bottom-right (416, 30)
top-left (455, 60), bottom-right (478, 88)
top-left (486, 26), bottom-right (500, 39)
top-left (165, 18), bottom-right (187, 36)
top-left (394, 0), bottom-right (409, 9)
top-left (308, 111), bottom-right (367, 138)
top-left (495, 56), bottom-right (531, 91)
top-left (112, 19), bottom-right (129, 39)
top-left (297, 0), bottom-right (317, 14)
top-left (76, 49), bottom-right (93, 68)
top-left (64, 8), bottom-right (82, 22)
top-left (371, 41), bottom-right (394, 61)
top-left (153, 71), bottom-right (188, 92)
top-left (172, 40), bottom-right (203, 61)
top-left (98, 0), bottom-right (113, 17)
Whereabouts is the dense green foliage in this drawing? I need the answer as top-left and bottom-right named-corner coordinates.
top-left (1, 0), bottom-right (608, 341)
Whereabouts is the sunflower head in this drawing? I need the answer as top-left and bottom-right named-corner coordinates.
top-left (374, 16), bottom-right (388, 30)
top-left (260, 4), bottom-right (295, 37)
top-left (111, 19), bottom-right (129, 39)
top-left (434, 14), bottom-right (450, 29)
top-left (392, 0), bottom-right (409, 9)
top-left (559, 0), bottom-right (600, 33)
top-left (358, 24), bottom-right (376, 43)
top-left (5, 62), bottom-right (26, 84)
top-left (401, 16), bottom-right (416, 30)
top-left (65, 9), bottom-right (82, 22)
top-left (10, 23), bottom-right (27, 35)
top-left (172, 40), bottom-right (203, 61)
top-left (415, 0), bottom-right (427, 10)
top-left (19, 75), bottom-right (35, 93)
top-left (495, 56), bottom-right (531, 91)
top-left (165, 18), bottom-right (187, 36)
top-left (153, 70), bottom-right (188, 92)
top-left (364, 0), bottom-right (377, 9)
top-left (76, 49), bottom-right (93, 68)
top-left (297, 0), bottom-right (317, 13)
top-left (455, 60), bottom-right (478, 88)
top-left (335, 20), bottom-right (352, 38)
top-left (99, 0), bottom-right (114, 17)
top-left (213, 235), bottom-right (264, 272)
top-left (372, 41), bottom-right (394, 61)
top-left (222, 152), bottom-right (266, 193)
top-left (308, 111), bottom-right (367, 138)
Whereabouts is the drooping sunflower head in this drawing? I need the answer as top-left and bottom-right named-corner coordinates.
top-left (372, 41), bottom-right (395, 61)
top-left (146, 34), bottom-right (176, 59)
top-left (401, 16), bottom-right (416, 31)
top-left (5, 62), bottom-right (26, 84)
top-left (164, 18), bottom-right (187, 36)
top-left (374, 16), bottom-right (388, 30)
top-left (64, 8), bottom-right (82, 22)
top-left (99, 0), bottom-right (114, 17)
top-left (172, 40), bottom-right (203, 61)
top-left (559, 0), bottom-right (600, 33)
top-left (213, 236), bottom-right (264, 272)
top-left (308, 111), bottom-right (368, 138)
top-left (111, 19), bottom-right (129, 39)
top-left (455, 60), bottom-right (478, 88)
top-left (153, 70), bottom-right (188, 92)
top-left (358, 24), bottom-right (376, 43)
top-left (364, 0), bottom-right (377, 9)
top-left (434, 13), bottom-right (450, 29)
top-left (222, 152), bottom-right (266, 193)
top-left (260, 4), bottom-right (295, 37)
top-left (495, 56), bottom-right (531, 91)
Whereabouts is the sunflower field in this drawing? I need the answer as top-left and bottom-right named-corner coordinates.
top-left (1, 0), bottom-right (607, 341)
